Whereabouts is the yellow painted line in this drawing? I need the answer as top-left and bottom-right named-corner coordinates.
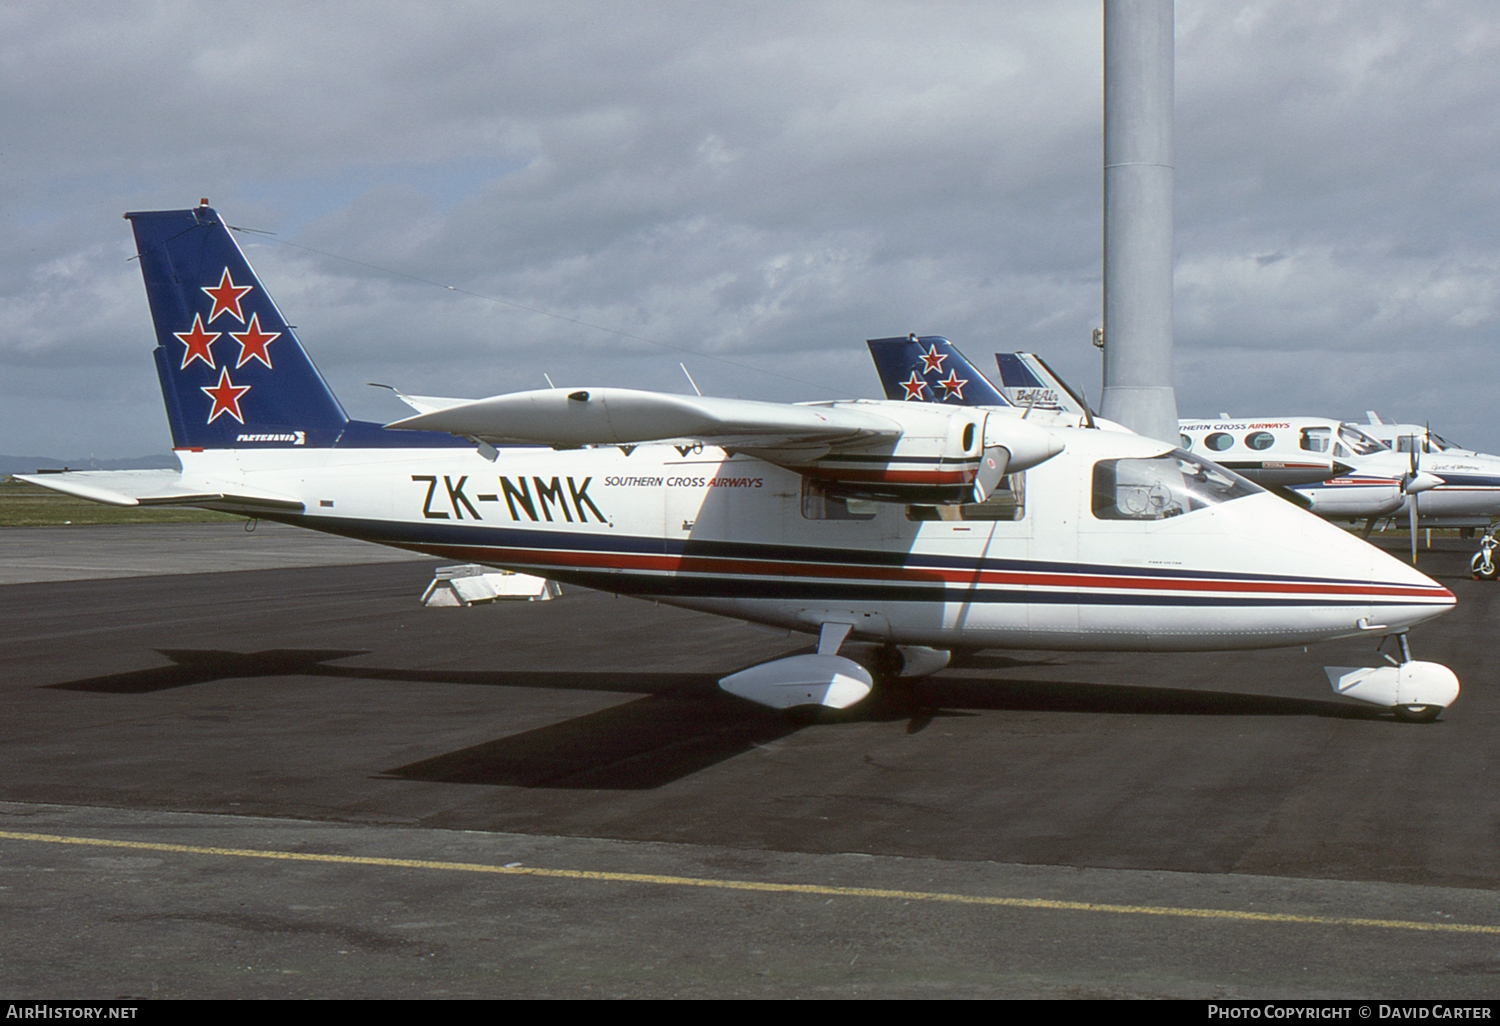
top-left (2, 828), bottom-right (1496, 936)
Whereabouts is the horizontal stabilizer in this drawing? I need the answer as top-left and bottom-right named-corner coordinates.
top-left (14, 470), bottom-right (303, 513)
top-left (385, 387), bottom-right (903, 453)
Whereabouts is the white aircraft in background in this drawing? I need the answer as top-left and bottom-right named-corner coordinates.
top-left (1358, 414), bottom-right (1500, 578)
top-left (1178, 417), bottom-right (1500, 570)
top-left (964, 345), bottom-right (1500, 571)
top-left (16, 205), bottom-right (1461, 722)
top-left (1175, 419), bottom-right (1438, 547)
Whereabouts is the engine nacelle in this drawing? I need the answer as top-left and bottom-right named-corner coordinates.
top-left (1303, 486), bottom-right (1404, 518)
top-left (791, 403), bottom-right (1062, 505)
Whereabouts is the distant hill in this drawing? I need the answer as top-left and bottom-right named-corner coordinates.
top-left (0, 454), bottom-right (179, 477)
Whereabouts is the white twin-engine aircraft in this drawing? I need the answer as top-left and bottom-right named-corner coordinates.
top-left (978, 344), bottom-right (1500, 569)
top-left (17, 204), bottom-right (1461, 721)
top-left (1175, 418), bottom-right (1500, 565)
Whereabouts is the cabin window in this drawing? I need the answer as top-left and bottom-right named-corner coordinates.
top-left (1205, 432), bottom-right (1233, 451)
top-left (1180, 434), bottom-right (1193, 450)
top-left (1092, 450), bottom-right (1260, 521)
top-left (801, 479), bottom-right (876, 521)
top-left (1300, 427), bottom-right (1331, 453)
top-left (1245, 431), bottom-right (1274, 450)
top-left (906, 474), bottom-right (1025, 522)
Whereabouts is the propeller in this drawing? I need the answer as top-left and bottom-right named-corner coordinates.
top-left (1400, 429), bottom-right (1441, 563)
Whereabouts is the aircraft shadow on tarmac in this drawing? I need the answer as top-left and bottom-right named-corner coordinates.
top-left (44, 646), bottom-right (1385, 790)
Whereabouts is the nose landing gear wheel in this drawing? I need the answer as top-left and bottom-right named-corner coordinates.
top-left (1393, 704), bottom-right (1443, 724)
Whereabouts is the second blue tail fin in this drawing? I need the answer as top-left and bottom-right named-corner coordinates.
top-left (992, 353), bottom-right (1094, 416)
top-left (865, 335), bottom-right (1011, 407)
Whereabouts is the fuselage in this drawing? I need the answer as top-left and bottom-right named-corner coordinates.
top-left (1180, 416), bottom-right (1500, 524)
top-left (1359, 422), bottom-right (1500, 525)
top-left (185, 425), bottom-right (1454, 653)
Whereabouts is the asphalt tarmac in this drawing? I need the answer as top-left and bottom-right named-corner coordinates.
top-left (1, 523), bottom-right (1497, 999)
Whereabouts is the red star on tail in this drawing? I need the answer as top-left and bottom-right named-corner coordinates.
top-left (936, 371), bottom-right (968, 400)
top-left (202, 268), bottom-right (253, 324)
top-left (173, 314), bottom-right (220, 370)
top-left (202, 367), bottom-right (251, 423)
top-left (900, 370), bottom-right (929, 400)
top-left (919, 343), bottom-right (947, 374)
top-left (231, 313), bottom-right (280, 369)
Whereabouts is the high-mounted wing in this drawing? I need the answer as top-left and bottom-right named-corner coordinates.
top-left (387, 385), bottom-right (1063, 506)
top-left (386, 387), bottom-right (904, 458)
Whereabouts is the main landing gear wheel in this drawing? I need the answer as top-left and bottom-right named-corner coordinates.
top-left (1471, 529), bottom-right (1498, 580)
top-left (1393, 704), bottom-right (1443, 724)
top-left (871, 643), bottom-right (905, 683)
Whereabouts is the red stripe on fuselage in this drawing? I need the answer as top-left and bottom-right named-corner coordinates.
top-left (413, 541), bottom-right (1451, 602)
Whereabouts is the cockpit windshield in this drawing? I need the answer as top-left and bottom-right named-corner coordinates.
top-left (1092, 449), bottom-right (1262, 521)
top-left (1337, 423), bottom-right (1388, 455)
top-left (1394, 430), bottom-right (1462, 454)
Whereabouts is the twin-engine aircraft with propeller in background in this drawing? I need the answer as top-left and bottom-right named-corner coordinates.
top-left (1356, 414), bottom-right (1500, 578)
top-left (1176, 416), bottom-right (1500, 572)
top-left (16, 204), bottom-right (1462, 721)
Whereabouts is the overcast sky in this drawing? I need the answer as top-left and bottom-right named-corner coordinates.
top-left (5, 0), bottom-right (1500, 459)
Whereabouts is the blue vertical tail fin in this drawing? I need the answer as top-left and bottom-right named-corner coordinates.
top-left (865, 335), bottom-right (1011, 407)
top-left (992, 353), bottom-right (1094, 416)
top-left (127, 203), bottom-right (351, 449)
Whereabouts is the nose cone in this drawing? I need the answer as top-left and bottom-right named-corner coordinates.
top-left (1359, 543), bottom-right (1456, 630)
top-left (1226, 494), bottom-right (1454, 638)
top-left (1404, 471), bottom-right (1442, 494)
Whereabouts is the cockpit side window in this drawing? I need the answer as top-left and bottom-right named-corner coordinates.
top-left (1092, 449), bottom-right (1261, 521)
top-left (1338, 423), bottom-right (1388, 456)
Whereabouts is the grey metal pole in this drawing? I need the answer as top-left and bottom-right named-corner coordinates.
top-left (1100, 0), bottom-right (1179, 445)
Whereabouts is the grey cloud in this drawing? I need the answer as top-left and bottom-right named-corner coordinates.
top-left (4, 1), bottom-right (1500, 457)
